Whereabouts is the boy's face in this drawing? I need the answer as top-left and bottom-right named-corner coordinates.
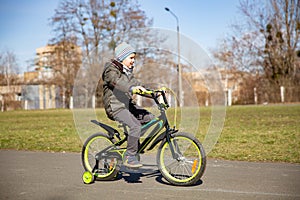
top-left (122, 53), bottom-right (136, 69)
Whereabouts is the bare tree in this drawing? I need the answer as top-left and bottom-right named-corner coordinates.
top-left (50, 39), bottom-right (82, 108)
top-left (0, 49), bottom-right (20, 111)
top-left (50, 0), bottom-right (157, 108)
top-left (213, 0), bottom-right (300, 103)
top-left (0, 49), bottom-right (19, 86)
top-left (260, 0), bottom-right (300, 102)
top-left (51, 0), bottom-right (152, 59)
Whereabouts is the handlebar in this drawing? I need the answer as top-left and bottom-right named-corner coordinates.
top-left (132, 87), bottom-right (169, 109)
top-left (132, 87), bottom-right (166, 95)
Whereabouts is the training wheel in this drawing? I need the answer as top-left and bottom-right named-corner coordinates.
top-left (82, 171), bottom-right (94, 184)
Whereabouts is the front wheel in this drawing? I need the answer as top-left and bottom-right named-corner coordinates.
top-left (157, 132), bottom-right (206, 186)
top-left (81, 132), bottom-right (121, 181)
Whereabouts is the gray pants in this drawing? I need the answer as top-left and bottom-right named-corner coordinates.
top-left (114, 107), bottom-right (154, 156)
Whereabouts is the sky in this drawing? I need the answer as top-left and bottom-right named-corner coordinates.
top-left (0, 0), bottom-right (241, 73)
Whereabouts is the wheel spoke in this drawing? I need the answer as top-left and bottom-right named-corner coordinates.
top-left (158, 133), bottom-right (206, 185)
top-left (82, 133), bottom-right (120, 181)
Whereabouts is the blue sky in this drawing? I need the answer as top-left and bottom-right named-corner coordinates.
top-left (0, 0), bottom-right (241, 72)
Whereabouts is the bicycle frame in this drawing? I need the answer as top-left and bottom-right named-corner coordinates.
top-left (91, 88), bottom-right (180, 161)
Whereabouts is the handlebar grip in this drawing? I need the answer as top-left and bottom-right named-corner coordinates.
top-left (133, 87), bottom-right (168, 96)
top-left (131, 87), bottom-right (141, 94)
top-left (132, 87), bottom-right (153, 95)
top-left (142, 90), bottom-right (153, 95)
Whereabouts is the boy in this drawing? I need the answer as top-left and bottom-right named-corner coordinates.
top-left (102, 42), bottom-right (154, 168)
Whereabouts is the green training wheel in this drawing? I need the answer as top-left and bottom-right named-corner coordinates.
top-left (82, 171), bottom-right (94, 184)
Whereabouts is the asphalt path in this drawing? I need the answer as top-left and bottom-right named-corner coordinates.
top-left (0, 150), bottom-right (299, 200)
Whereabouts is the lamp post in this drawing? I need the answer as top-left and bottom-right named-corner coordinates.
top-left (165, 7), bottom-right (183, 107)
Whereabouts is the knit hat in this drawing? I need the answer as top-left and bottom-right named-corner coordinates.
top-left (115, 42), bottom-right (136, 62)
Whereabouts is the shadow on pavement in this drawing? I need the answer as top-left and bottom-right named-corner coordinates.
top-left (94, 163), bottom-right (204, 187)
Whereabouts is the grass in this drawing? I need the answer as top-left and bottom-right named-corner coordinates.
top-left (210, 105), bottom-right (300, 163)
top-left (0, 104), bottom-right (299, 163)
top-left (0, 109), bottom-right (81, 152)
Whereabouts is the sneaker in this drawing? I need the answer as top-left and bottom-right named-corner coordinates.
top-left (123, 155), bottom-right (143, 168)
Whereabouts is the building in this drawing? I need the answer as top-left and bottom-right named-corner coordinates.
top-left (183, 68), bottom-right (250, 106)
top-left (22, 42), bottom-right (81, 110)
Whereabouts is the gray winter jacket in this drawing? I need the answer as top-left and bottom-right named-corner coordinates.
top-left (102, 59), bottom-right (141, 120)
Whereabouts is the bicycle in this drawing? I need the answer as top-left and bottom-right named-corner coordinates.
top-left (81, 87), bottom-right (206, 186)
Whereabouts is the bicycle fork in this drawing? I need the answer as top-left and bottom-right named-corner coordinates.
top-left (165, 130), bottom-right (182, 160)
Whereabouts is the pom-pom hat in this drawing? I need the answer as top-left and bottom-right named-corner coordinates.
top-left (115, 42), bottom-right (136, 62)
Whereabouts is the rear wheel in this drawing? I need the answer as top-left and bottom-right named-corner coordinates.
top-left (81, 133), bottom-right (121, 181)
top-left (157, 132), bottom-right (206, 186)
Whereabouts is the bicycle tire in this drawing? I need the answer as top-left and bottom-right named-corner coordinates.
top-left (81, 132), bottom-right (121, 181)
top-left (157, 132), bottom-right (206, 186)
